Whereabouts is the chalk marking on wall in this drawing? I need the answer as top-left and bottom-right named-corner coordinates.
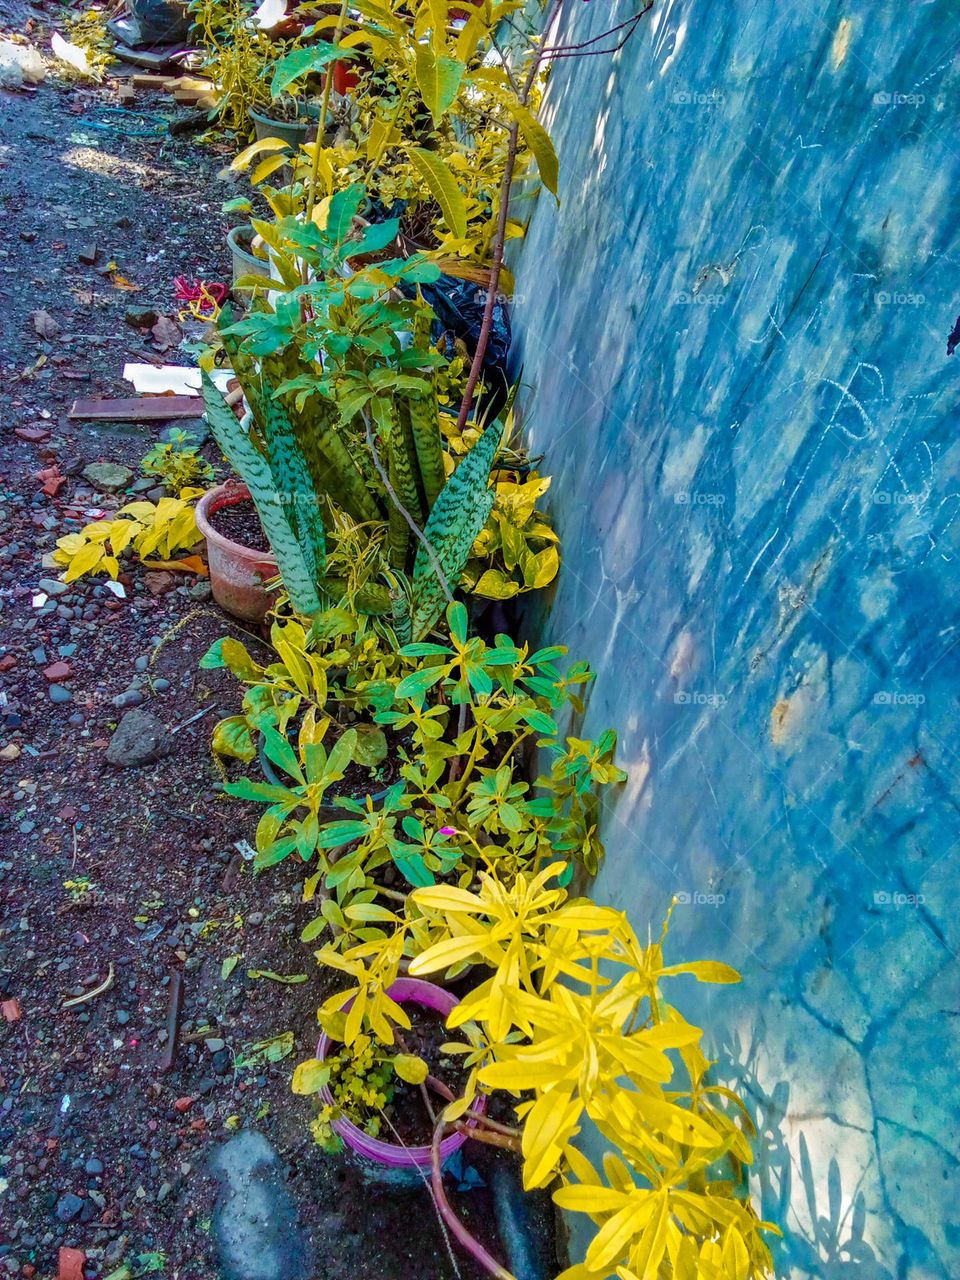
top-left (743, 527), bottom-right (781, 586)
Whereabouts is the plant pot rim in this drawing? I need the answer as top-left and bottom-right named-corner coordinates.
top-left (316, 976), bottom-right (486, 1166)
top-left (195, 482), bottom-right (278, 566)
top-left (226, 224), bottom-right (270, 271)
top-left (249, 105), bottom-right (311, 128)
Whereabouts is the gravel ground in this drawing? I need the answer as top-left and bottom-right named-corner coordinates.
top-left (0, 19), bottom-right (545, 1280)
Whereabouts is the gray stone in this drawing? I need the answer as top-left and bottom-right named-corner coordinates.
top-left (82, 463), bottom-right (134, 493)
top-left (84, 1158), bottom-right (104, 1176)
top-left (105, 708), bottom-right (168, 768)
top-left (36, 579), bottom-right (67, 597)
top-left (125, 306), bottom-right (158, 329)
top-left (48, 686), bottom-right (72, 705)
top-left (209, 1131), bottom-right (312, 1280)
top-left (189, 581), bottom-right (212, 601)
top-left (54, 1193), bottom-right (84, 1223)
top-left (112, 689), bottom-right (145, 710)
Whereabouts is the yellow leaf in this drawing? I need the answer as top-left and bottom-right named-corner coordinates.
top-left (231, 135), bottom-right (291, 170)
top-left (394, 1053), bottom-right (429, 1085)
top-left (64, 540), bottom-right (107, 582)
top-left (252, 153), bottom-right (291, 186)
top-left (292, 1058), bottom-right (331, 1095)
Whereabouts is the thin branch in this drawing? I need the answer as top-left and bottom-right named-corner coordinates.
top-left (538, 3), bottom-right (654, 58)
top-left (454, 0), bottom-right (563, 434)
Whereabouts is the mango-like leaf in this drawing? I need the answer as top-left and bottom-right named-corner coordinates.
top-left (271, 42), bottom-right (348, 97)
top-left (409, 147), bottom-right (467, 240)
top-left (414, 45), bottom-right (464, 122)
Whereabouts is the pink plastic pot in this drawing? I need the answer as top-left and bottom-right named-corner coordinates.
top-left (194, 481), bottom-right (278, 623)
top-left (316, 977), bottom-right (486, 1170)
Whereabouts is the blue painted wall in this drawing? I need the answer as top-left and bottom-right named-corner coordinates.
top-left (511, 2), bottom-right (960, 1274)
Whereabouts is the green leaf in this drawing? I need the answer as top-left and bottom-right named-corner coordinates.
top-left (247, 969), bottom-right (309, 984)
top-left (393, 851), bottom-right (435, 888)
top-left (409, 147), bottom-right (467, 240)
top-left (271, 42), bottom-right (345, 97)
top-left (261, 726), bottom-right (304, 782)
top-left (394, 665), bottom-right (446, 699)
top-left (353, 723), bottom-right (388, 766)
top-left (212, 716), bottom-right (256, 762)
top-left (508, 101), bottom-right (559, 198)
top-left (221, 954), bottom-right (240, 980)
top-left (414, 46), bottom-right (464, 123)
top-left (201, 374), bottom-right (322, 616)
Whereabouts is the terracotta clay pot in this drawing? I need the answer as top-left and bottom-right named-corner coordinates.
top-left (194, 482), bottom-right (278, 622)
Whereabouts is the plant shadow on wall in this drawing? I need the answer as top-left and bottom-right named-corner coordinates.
top-left (40, 0), bottom-right (799, 1274)
top-left (714, 1030), bottom-right (892, 1280)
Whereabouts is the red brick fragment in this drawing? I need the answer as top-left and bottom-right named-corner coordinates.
top-left (58, 1247), bottom-right (86, 1280)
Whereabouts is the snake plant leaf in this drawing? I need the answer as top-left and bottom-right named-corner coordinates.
top-left (201, 373), bottom-right (322, 616)
top-left (409, 423), bottom-right (501, 639)
top-left (260, 380), bottom-right (326, 585)
top-left (402, 391), bottom-right (445, 510)
top-left (409, 147), bottom-right (467, 240)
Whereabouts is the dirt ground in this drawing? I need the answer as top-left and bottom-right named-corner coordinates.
top-left (0, 17), bottom-right (548, 1280)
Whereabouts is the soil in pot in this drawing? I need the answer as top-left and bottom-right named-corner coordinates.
top-left (208, 496), bottom-right (271, 553)
top-left (369, 1005), bottom-right (469, 1147)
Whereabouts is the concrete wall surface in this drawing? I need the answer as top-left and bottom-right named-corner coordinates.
top-left (511, 2), bottom-right (960, 1274)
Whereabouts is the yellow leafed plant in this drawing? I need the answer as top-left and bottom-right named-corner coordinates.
top-left (53, 490), bottom-right (206, 582)
top-left (407, 865), bottom-right (780, 1279)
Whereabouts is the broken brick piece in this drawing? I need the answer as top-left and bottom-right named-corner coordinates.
top-left (0, 654), bottom-right (16, 672)
top-left (15, 426), bottom-right (50, 443)
top-left (174, 1095), bottom-right (196, 1113)
top-left (43, 661), bottom-right (73, 682)
top-left (58, 1248), bottom-right (86, 1280)
top-left (1, 998), bottom-right (21, 1022)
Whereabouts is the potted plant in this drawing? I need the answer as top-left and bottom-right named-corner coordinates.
top-left (310, 976), bottom-right (487, 1175)
top-left (194, 479), bottom-right (279, 621)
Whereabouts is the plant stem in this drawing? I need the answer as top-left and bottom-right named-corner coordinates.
top-left (454, 0), bottom-right (562, 434)
top-left (304, 0), bottom-right (349, 228)
top-left (452, 1123), bottom-right (521, 1153)
top-left (431, 1116), bottom-right (516, 1280)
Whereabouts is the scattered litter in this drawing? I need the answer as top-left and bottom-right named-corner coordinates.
top-left (234, 839), bottom-right (256, 862)
top-left (60, 1095), bottom-right (71, 1114)
top-left (104, 580), bottom-right (127, 599)
top-left (0, 39), bottom-right (46, 89)
top-left (251, 0), bottom-right (287, 29)
top-left (32, 309), bottom-right (61, 339)
top-left (35, 465), bottom-right (67, 497)
top-left (124, 363), bottom-right (233, 396)
top-left (61, 962), bottom-right (114, 1008)
top-left (235, 1031), bottom-right (294, 1069)
top-left (51, 33), bottom-right (94, 79)
top-left (32, 592), bottom-right (48, 609)
top-left (174, 276), bottom-right (227, 319)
